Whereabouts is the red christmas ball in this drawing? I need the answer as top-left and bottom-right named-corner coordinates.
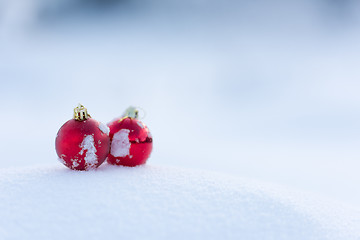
top-left (107, 107), bottom-right (153, 167)
top-left (55, 104), bottom-right (110, 171)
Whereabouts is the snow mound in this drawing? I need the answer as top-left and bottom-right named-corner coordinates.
top-left (0, 165), bottom-right (359, 240)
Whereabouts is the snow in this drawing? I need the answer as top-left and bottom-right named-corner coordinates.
top-left (79, 135), bottom-right (98, 169)
top-left (98, 122), bottom-right (109, 135)
top-left (72, 161), bottom-right (79, 168)
top-left (0, 164), bottom-right (359, 240)
top-left (57, 158), bottom-right (66, 165)
top-left (110, 129), bottom-right (131, 158)
top-left (1, 1), bottom-right (360, 208)
top-left (1, 2), bottom-right (360, 238)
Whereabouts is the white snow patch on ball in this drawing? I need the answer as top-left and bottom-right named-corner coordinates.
top-left (111, 129), bottom-right (131, 157)
top-left (72, 161), bottom-right (79, 168)
top-left (98, 122), bottom-right (110, 135)
top-left (79, 135), bottom-right (98, 168)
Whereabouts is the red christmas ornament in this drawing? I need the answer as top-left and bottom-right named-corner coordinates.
top-left (55, 104), bottom-right (110, 171)
top-left (107, 107), bottom-right (153, 167)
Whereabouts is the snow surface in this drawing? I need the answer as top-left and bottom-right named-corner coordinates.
top-left (1, 0), bottom-right (360, 208)
top-left (0, 164), bottom-right (359, 240)
top-left (1, 2), bottom-right (360, 236)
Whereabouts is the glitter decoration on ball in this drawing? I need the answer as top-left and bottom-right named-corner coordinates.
top-left (107, 106), bottom-right (153, 167)
top-left (55, 104), bottom-right (110, 170)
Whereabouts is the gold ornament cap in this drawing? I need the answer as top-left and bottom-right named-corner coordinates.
top-left (74, 104), bottom-right (91, 121)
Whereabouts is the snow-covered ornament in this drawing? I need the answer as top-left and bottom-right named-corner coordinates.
top-left (55, 104), bottom-right (110, 170)
top-left (107, 106), bottom-right (153, 167)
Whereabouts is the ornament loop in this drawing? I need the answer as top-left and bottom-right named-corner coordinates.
top-left (123, 106), bottom-right (139, 119)
top-left (136, 107), bottom-right (146, 120)
top-left (74, 104), bottom-right (91, 121)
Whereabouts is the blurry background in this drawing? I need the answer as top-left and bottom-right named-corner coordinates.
top-left (1, 0), bottom-right (360, 208)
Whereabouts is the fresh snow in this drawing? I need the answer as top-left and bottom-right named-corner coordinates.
top-left (1, 2), bottom-right (360, 239)
top-left (0, 165), bottom-right (359, 240)
top-left (1, 1), bottom-right (360, 208)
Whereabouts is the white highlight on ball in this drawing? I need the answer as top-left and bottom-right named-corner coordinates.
top-left (111, 129), bottom-right (131, 158)
top-left (136, 121), bottom-right (144, 129)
